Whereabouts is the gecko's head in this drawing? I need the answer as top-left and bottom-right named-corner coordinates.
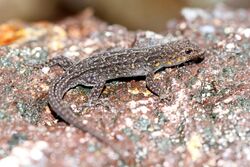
top-left (163, 39), bottom-right (205, 66)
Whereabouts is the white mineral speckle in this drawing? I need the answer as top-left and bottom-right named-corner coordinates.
top-left (226, 43), bottom-right (235, 51)
top-left (0, 156), bottom-right (19, 167)
top-left (234, 34), bottom-right (242, 40)
top-left (115, 134), bottom-right (125, 141)
top-left (125, 117), bottom-right (133, 127)
top-left (181, 8), bottom-right (210, 22)
top-left (127, 99), bottom-right (152, 114)
top-left (83, 45), bottom-right (96, 54)
top-left (243, 147), bottom-right (250, 160)
top-left (224, 27), bottom-right (234, 34)
top-left (242, 28), bottom-right (250, 38)
top-left (151, 131), bottom-right (163, 138)
top-left (0, 141), bottom-right (48, 167)
top-left (41, 67), bottom-right (50, 74)
top-left (200, 25), bottom-right (215, 34)
top-left (30, 148), bottom-right (44, 161)
top-left (127, 100), bottom-right (137, 109)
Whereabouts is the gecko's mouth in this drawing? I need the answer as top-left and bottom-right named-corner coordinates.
top-left (190, 49), bottom-right (206, 62)
top-left (197, 49), bottom-right (206, 59)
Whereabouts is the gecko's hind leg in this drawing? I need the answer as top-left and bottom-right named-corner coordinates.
top-left (79, 81), bottom-right (107, 111)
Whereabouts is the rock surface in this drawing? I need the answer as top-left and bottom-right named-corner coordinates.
top-left (0, 6), bottom-right (250, 167)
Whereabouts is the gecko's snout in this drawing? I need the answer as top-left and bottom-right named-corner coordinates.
top-left (196, 48), bottom-right (206, 60)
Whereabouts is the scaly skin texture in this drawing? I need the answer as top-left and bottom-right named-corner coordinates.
top-left (48, 39), bottom-right (205, 161)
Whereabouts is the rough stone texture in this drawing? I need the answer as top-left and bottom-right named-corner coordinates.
top-left (0, 5), bottom-right (250, 167)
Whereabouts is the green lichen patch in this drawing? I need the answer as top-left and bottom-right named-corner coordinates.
top-left (16, 100), bottom-right (45, 124)
top-left (134, 117), bottom-right (151, 132)
top-left (7, 133), bottom-right (27, 150)
top-left (235, 96), bottom-right (250, 112)
top-left (122, 127), bottom-right (140, 143)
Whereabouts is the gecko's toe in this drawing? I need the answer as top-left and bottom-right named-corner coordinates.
top-left (158, 93), bottom-right (175, 104)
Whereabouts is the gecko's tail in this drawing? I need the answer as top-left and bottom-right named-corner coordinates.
top-left (48, 75), bottom-right (128, 163)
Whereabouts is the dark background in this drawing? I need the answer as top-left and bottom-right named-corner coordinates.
top-left (0, 0), bottom-right (249, 31)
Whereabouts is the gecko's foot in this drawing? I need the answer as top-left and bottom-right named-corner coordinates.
top-left (75, 101), bottom-right (94, 113)
top-left (27, 56), bottom-right (74, 71)
top-left (47, 56), bottom-right (73, 71)
top-left (25, 62), bottom-right (45, 69)
top-left (88, 98), bottom-right (111, 107)
top-left (79, 98), bottom-right (111, 112)
top-left (78, 101), bottom-right (96, 111)
top-left (158, 93), bottom-right (175, 105)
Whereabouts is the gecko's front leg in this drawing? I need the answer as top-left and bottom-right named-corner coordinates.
top-left (145, 71), bottom-right (173, 101)
top-left (47, 56), bottom-right (74, 71)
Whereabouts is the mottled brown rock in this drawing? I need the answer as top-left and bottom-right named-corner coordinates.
top-left (0, 5), bottom-right (250, 167)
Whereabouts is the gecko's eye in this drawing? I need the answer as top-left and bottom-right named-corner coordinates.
top-left (185, 48), bottom-right (193, 54)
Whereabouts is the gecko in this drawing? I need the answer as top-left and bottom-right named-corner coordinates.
top-left (47, 39), bottom-right (205, 160)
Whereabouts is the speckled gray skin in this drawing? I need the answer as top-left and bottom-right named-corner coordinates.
top-left (48, 39), bottom-right (205, 160)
